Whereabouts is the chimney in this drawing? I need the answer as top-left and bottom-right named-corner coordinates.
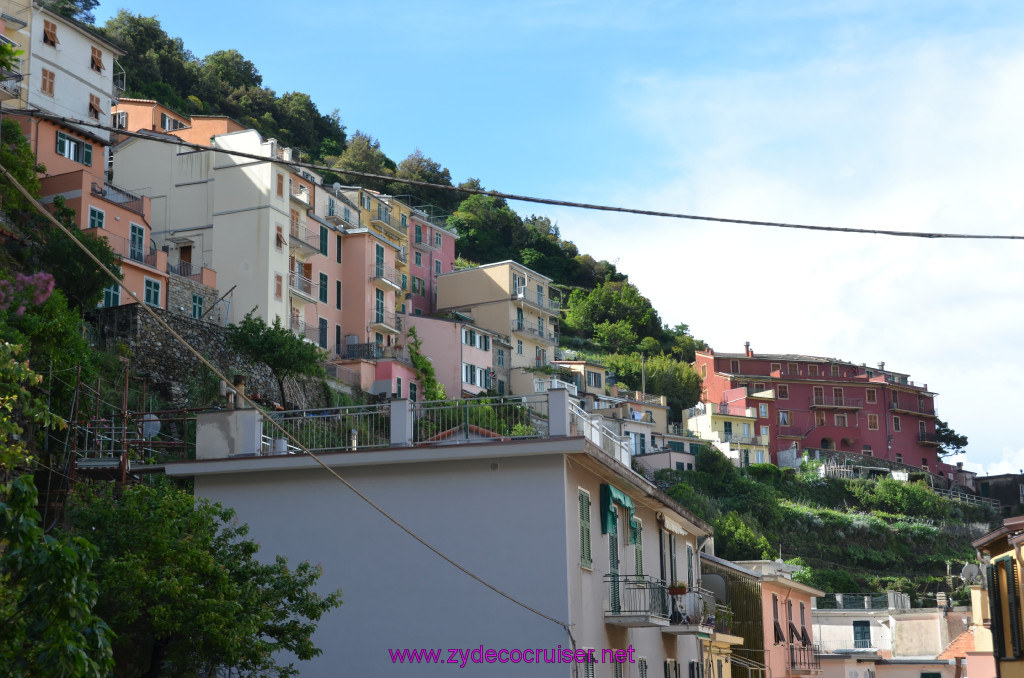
top-left (744, 342), bottom-right (753, 357)
top-left (878, 361), bottom-right (885, 370)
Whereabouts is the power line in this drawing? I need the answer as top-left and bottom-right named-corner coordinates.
top-left (0, 161), bottom-right (575, 642)
top-left (9, 108), bottom-right (1023, 242)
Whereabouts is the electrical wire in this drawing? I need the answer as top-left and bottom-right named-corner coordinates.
top-left (8, 108), bottom-right (1023, 242)
top-left (0, 161), bottom-right (575, 640)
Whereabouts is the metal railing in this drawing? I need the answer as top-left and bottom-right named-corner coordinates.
top-left (166, 259), bottom-right (210, 282)
top-left (933, 487), bottom-right (1000, 509)
top-left (288, 271), bottom-right (317, 298)
top-left (890, 401), bottom-right (935, 415)
top-left (372, 307), bottom-right (402, 332)
top-left (370, 263), bottom-right (403, 288)
top-left (816, 639), bottom-right (890, 654)
top-left (668, 586), bottom-right (716, 626)
top-left (512, 285), bottom-right (561, 311)
top-left (605, 574), bottom-right (669, 618)
top-left (534, 378), bottom-right (578, 397)
top-left (289, 221), bottom-right (320, 250)
top-left (413, 232), bottom-right (439, 250)
top-left (810, 396), bottom-right (864, 408)
top-left (918, 432), bottom-right (940, 444)
top-left (715, 403), bottom-right (751, 417)
top-left (91, 180), bottom-right (145, 216)
top-left (289, 317), bottom-right (322, 344)
top-left (569, 402), bottom-right (631, 467)
top-left (510, 319), bottom-right (558, 343)
top-left (413, 394), bottom-right (549, 444)
top-left (813, 592), bottom-right (901, 610)
top-left (786, 643), bottom-right (821, 671)
top-left (341, 342), bottom-right (381, 360)
top-left (262, 403), bottom-right (392, 452)
top-left (722, 432), bottom-right (754, 444)
top-left (84, 229), bottom-right (158, 268)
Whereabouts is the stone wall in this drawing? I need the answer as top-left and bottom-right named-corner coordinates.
top-left (87, 304), bottom-right (330, 410)
top-left (166, 275), bottom-right (223, 326)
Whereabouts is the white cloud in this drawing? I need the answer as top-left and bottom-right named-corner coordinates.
top-left (553, 26), bottom-right (1024, 475)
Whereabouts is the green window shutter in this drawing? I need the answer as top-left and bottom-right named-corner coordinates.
top-left (579, 491), bottom-right (592, 570)
top-left (634, 522), bottom-right (643, 576)
top-left (1008, 558), bottom-right (1023, 658)
top-left (669, 534), bottom-right (677, 583)
top-left (319, 273), bottom-right (328, 302)
top-left (56, 131), bottom-right (65, 155)
top-left (83, 142), bottom-right (92, 166)
top-left (687, 545), bottom-right (694, 587)
top-left (990, 563), bottom-right (1006, 658)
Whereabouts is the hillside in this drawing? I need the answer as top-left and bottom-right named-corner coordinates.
top-left (649, 448), bottom-right (994, 603)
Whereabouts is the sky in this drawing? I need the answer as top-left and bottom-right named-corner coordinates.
top-left (95, 1), bottom-right (1024, 476)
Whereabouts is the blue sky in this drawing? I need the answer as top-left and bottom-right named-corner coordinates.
top-left (97, 1), bottom-right (1024, 476)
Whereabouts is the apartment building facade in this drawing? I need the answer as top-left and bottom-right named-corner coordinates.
top-left (694, 345), bottom-right (954, 477)
top-left (407, 206), bottom-right (457, 316)
top-left (682, 387), bottom-right (773, 468)
top-left (436, 260), bottom-right (560, 395)
top-left (404, 314), bottom-right (497, 398)
top-left (169, 389), bottom-right (743, 677)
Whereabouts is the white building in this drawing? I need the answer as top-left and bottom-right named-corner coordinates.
top-left (168, 389), bottom-right (743, 676)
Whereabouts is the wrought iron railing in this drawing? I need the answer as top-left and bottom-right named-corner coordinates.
top-left (289, 221), bottom-right (320, 250)
top-left (262, 403), bottom-right (392, 452)
top-left (413, 394), bottom-right (548, 444)
top-left (785, 643), bottom-right (821, 671)
top-left (370, 263), bottom-right (403, 288)
top-left (288, 272), bottom-right (317, 298)
top-left (91, 181), bottom-right (145, 215)
top-left (605, 574), bottom-right (669, 618)
top-left (810, 396), bottom-right (864, 408)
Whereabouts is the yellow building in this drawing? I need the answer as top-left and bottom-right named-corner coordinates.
top-left (435, 260), bottom-right (559, 395)
top-left (683, 401), bottom-right (771, 468)
top-left (970, 516), bottom-right (1024, 678)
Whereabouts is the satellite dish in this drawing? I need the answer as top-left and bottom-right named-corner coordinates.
top-left (332, 182), bottom-right (341, 192)
top-left (961, 563), bottom-right (983, 585)
top-left (141, 413), bottom-right (161, 440)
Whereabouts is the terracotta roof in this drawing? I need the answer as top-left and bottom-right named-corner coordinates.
top-left (937, 630), bottom-right (974, 660)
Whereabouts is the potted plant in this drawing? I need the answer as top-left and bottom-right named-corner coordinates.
top-left (668, 582), bottom-right (688, 596)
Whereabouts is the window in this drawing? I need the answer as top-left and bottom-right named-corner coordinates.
top-left (814, 411), bottom-right (826, 426)
top-left (638, 658), bottom-right (648, 678)
top-left (896, 453), bottom-right (903, 464)
top-left (700, 364), bottom-right (707, 378)
top-left (143, 278), bottom-right (161, 307)
top-left (788, 362), bottom-right (798, 375)
top-left (760, 425), bottom-right (769, 436)
top-left (758, 403), bottom-right (768, 417)
top-left (335, 280), bottom-right (341, 310)
top-left (686, 544), bottom-right (694, 587)
top-left (862, 445), bottom-right (872, 456)
top-left (90, 46), bottom-right (104, 72)
top-left (400, 213), bottom-right (407, 228)
top-left (43, 20), bottom-right (58, 46)
top-left (462, 328), bottom-right (476, 346)
top-left (773, 593), bottom-right (785, 643)
top-left (361, 194), bottom-right (371, 210)
top-left (893, 416), bottom-right (901, 432)
top-left (799, 602), bottom-right (810, 646)
top-left (395, 377), bottom-right (402, 398)
top-left (891, 391), bottom-right (899, 407)
top-left (409, 383), bottom-right (417, 402)
top-left (414, 251), bottom-right (422, 266)
top-left (318, 273), bottom-right (328, 302)
top-left (496, 348), bottom-right (506, 367)
top-left (777, 384), bottom-right (789, 399)
top-left (274, 274), bottom-right (282, 299)
top-left (414, 223), bottom-right (422, 243)
top-left (835, 413), bottom-right (848, 427)
top-left (101, 283), bottom-right (119, 308)
top-left (919, 420), bottom-right (927, 436)
top-left (435, 232), bottom-right (442, 247)
top-left (319, 226), bottom-right (328, 255)
top-left (276, 174), bottom-right (284, 198)
top-left (831, 364), bottom-right (839, 376)
top-left (56, 131), bottom-right (92, 166)
top-left (112, 111), bottom-right (127, 130)
top-left (336, 234), bottom-right (342, 263)
top-left (587, 371), bottom-right (602, 388)
top-left (517, 340), bottom-right (523, 355)
top-left (730, 359), bottom-right (739, 373)
top-left (88, 94), bottom-right (101, 119)
top-left (435, 259), bottom-right (441, 275)
top-left (463, 363), bottom-right (476, 385)
top-left (318, 318), bottom-right (328, 349)
top-left (88, 207), bottom-right (104, 230)
top-left (41, 68), bottom-right (54, 96)
top-left (853, 621), bottom-right (871, 648)
top-left (866, 388), bottom-right (877, 404)
top-left (129, 223), bottom-right (145, 262)
top-left (160, 113), bottom-right (184, 131)
top-left (867, 413), bottom-right (879, 430)
top-left (497, 379), bottom-right (504, 395)
top-left (779, 410), bottom-right (790, 426)
top-left (771, 362), bottom-right (781, 373)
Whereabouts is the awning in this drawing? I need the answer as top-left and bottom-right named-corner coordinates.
top-left (659, 514), bottom-right (689, 537)
top-left (600, 483), bottom-right (638, 543)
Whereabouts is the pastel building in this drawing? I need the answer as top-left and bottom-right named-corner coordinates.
top-left (406, 204), bottom-right (457, 316)
top-left (436, 260), bottom-right (560, 395)
top-left (682, 387), bottom-right (773, 468)
top-left (404, 314), bottom-right (497, 398)
top-left (694, 345), bottom-right (956, 477)
top-left (168, 389), bottom-right (743, 677)
top-left (969, 516), bottom-right (1024, 678)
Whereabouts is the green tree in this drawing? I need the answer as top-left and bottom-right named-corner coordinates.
top-left (1, 476), bottom-right (114, 676)
top-left (387, 149), bottom-right (455, 211)
top-left (67, 481), bottom-right (342, 677)
top-left (406, 326), bottom-right (445, 400)
top-left (328, 131), bottom-right (395, 192)
top-left (603, 352), bottom-right (702, 415)
top-left (200, 49), bottom-right (262, 89)
top-left (935, 418), bottom-right (968, 457)
top-left (0, 117), bottom-right (44, 226)
top-left (448, 194), bottom-right (524, 264)
top-left (593, 319), bottom-right (638, 353)
top-left (42, 0), bottom-right (99, 24)
top-left (100, 12), bottom-right (197, 111)
top-left (563, 281), bottom-right (663, 342)
top-left (226, 310), bottom-right (326, 406)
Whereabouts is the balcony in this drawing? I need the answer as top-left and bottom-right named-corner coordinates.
top-left (511, 319), bottom-right (559, 345)
top-left (290, 186), bottom-right (311, 207)
top-left (918, 432), bottom-right (941, 446)
top-left (0, 68), bottom-right (22, 101)
top-left (289, 317), bottom-right (321, 344)
top-left (512, 285), bottom-right (561, 312)
top-left (289, 221), bottom-right (320, 256)
top-left (288, 272), bottom-right (317, 302)
top-left (371, 213), bottom-right (408, 240)
top-left (890, 401), bottom-right (936, 417)
top-left (325, 205), bottom-right (357, 228)
top-left (604, 574), bottom-right (669, 627)
top-left (166, 259), bottom-right (214, 285)
top-left (809, 396), bottom-right (863, 410)
top-left (396, 247), bottom-right (408, 265)
top-left (784, 643), bottom-right (821, 673)
top-left (412, 232), bottom-right (439, 251)
top-left (91, 181), bottom-right (145, 216)
top-left (369, 263), bottom-right (402, 292)
top-left (341, 342), bottom-right (381, 360)
top-left (84, 229), bottom-right (160, 269)
top-left (371, 307), bottom-right (402, 335)
top-left (663, 586), bottom-right (721, 636)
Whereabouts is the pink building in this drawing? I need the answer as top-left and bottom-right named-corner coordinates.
top-left (407, 208), bottom-right (457, 316)
top-left (404, 315), bottom-right (497, 398)
top-left (695, 344), bottom-right (957, 478)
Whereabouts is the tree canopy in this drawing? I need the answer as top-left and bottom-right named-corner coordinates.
top-left (226, 310), bottom-right (326, 405)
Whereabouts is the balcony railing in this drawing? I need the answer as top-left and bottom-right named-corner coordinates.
top-left (289, 221), bottom-right (320, 252)
top-left (511, 319), bottom-right (558, 343)
top-left (166, 260), bottom-right (211, 282)
top-left (715, 403), bottom-right (752, 417)
top-left (918, 432), bottom-right (940, 445)
top-left (414, 394), bottom-right (550, 444)
top-left (785, 643), bottom-right (821, 671)
top-left (666, 586), bottom-right (715, 627)
top-left (413, 233), bottom-right (439, 251)
top-left (288, 272), bottom-right (317, 299)
top-left (371, 213), bottom-right (408, 236)
top-left (91, 181), bottom-right (145, 216)
top-left (288, 317), bottom-right (321, 344)
top-left (810, 396), bottom-right (863, 409)
top-left (84, 229), bottom-right (158, 268)
top-left (722, 433), bottom-right (754, 444)
top-left (372, 307), bottom-right (402, 333)
top-left (605, 574), bottom-right (669, 625)
top-left (512, 285), bottom-right (560, 311)
top-left (891, 401), bottom-right (936, 416)
top-left (370, 263), bottom-right (402, 289)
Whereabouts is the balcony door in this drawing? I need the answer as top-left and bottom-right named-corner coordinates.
top-left (375, 244), bottom-right (385, 278)
top-left (129, 223), bottom-right (145, 262)
top-left (375, 288), bottom-right (385, 324)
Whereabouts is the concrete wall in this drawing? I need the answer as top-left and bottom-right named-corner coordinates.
top-left (190, 452), bottom-right (573, 677)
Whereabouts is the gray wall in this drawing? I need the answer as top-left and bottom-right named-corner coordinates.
top-left (193, 453), bottom-right (573, 677)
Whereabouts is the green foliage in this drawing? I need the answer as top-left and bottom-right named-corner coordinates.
top-left (325, 130), bottom-right (394, 191)
top-left (41, 0), bottom-right (99, 24)
top-left (714, 511), bottom-right (773, 560)
top-left (387, 149), bottom-right (457, 212)
top-left (0, 475), bottom-right (114, 676)
top-left (602, 351), bottom-right (702, 416)
top-left (935, 418), bottom-right (968, 457)
top-left (67, 480), bottom-right (342, 677)
top-left (563, 281), bottom-right (663, 341)
top-left (849, 477), bottom-right (951, 521)
top-left (0, 118), bottom-right (44, 229)
top-left (226, 310), bottom-right (325, 404)
top-left (37, 196), bottom-right (123, 309)
top-left (0, 342), bottom-right (65, 471)
top-left (406, 326), bottom-right (445, 400)
top-left (594, 319), bottom-right (637, 353)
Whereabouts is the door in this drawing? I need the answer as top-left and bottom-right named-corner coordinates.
top-left (129, 224), bottom-right (145, 262)
top-left (179, 244), bottom-right (192, 276)
top-left (375, 243), bottom-right (385, 278)
top-left (516, 307), bottom-right (523, 331)
top-left (375, 288), bottom-right (385, 324)
top-left (813, 386), bottom-right (824, 405)
top-left (723, 421), bottom-right (733, 441)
